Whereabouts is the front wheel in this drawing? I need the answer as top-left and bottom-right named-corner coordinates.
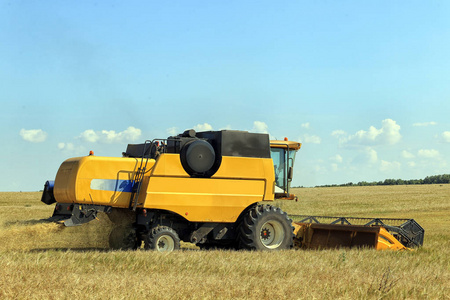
top-left (144, 226), bottom-right (180, 252)
top-left (238, 204), bottom-right (293, 250)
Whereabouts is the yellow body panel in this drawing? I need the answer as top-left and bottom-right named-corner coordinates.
top-left (140, 154), bottom-right (274, 222)
top-left (53, 153), bottom-right (276, 223)
top-left (54, 156), bottom-right (144, 208)
top-left (143, 176), bottom-right (265, 222)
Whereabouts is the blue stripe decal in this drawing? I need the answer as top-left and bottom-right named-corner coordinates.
top-left (90, 179), bottom-right (134, 193)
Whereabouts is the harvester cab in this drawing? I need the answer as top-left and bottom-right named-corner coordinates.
top-left (270, 139), bottom-right (301, 200)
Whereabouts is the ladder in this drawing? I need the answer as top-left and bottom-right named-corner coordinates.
top-left (129, 140), bottom-right (153, 211)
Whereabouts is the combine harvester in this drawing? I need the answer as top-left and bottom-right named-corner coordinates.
top-left (41, 129), bottom-right (424, 251)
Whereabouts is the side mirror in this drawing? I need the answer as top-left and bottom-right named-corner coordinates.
top-left (288, 166), bottom-right (293, 181)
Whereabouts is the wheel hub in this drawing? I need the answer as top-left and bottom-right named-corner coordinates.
top-left (261, 228), bottom-right (271, 240)
top-left (259, 220), bottom-right (285, 249)
top-left (155, 235), bottom-right (175, 252)
top-left (158, 240), bottom-right (166, 249)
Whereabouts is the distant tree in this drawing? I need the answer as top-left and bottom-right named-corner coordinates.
top-left (442, 174), bottom-right (450, 183)
top-left (314, 174), bottom-right (449, 187)
top-left (383, 179), bottom-right (395, 185)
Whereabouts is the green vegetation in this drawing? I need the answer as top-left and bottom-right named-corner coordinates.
top-left (0, 185), bottom-right (449, 299)
top-left (314, 174), bottom-right (450, 188)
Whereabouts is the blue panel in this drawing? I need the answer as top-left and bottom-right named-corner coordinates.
top-left (90, 179), bottom-right (134, 193)
top-left (45, 180), bottom-right (55, 190)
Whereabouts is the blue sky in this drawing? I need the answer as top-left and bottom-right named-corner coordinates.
top-left (1, 1), bottom-right (449, 191)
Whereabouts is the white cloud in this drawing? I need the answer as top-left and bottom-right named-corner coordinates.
top-left (331, 130), bottom-right (347, 137)
top-left (101, 130), bottom-right (117, 142)
top-left (336, 119), bottom-right (401, 146)
top-left (20, 129), bottom-right (48, 143)
top-left (220, 125), bottom-right (233, 130)
top-left (79, 129), bottom-right (99, 143)
top-left (359, 119), bottom-right (401, 144)
top-left (251, 121), bottom-right (268, 133)
top-left (442, 131), bottom-right (450, 143)
top-left (331, 130), bottom-right (348, 144)
top-left (418, 149), bottom-right (440, 159)
top-left (79, 126), bottom-right (141, 143)
top-left (194, 123), bottom-right (213, 132)
top-left (413, 121), bottom-right (437, 127)
top-left (402, 150), bottom-right (415, 159)
top-left (58, 142), bottom-right (74, 151)
top-left (380, 160), bottom-right (401, 172)
top-left (301, 122), bottom-right (310, 129)
top-left (166, 127), bottom-right (178, 136)
top-left (330, 154), bottom-right (343, 163)
top-left (301, 134), bottom-right (321, 144)
top-left (121, 127), bottom-right (141, 141)
top-left (353, 147), bottom-right (377, 164)
top-left (331, 163), bottom-right (338, 172)
top-left (57, 142), bottom-right (85, 155)
top-left (354, 126), bottom-right (382, 142)
top-left (314, 164), bottom-right (326, 173)
top-left (366, 147), bottom-right (378, 164)
top-left (407, 161), bottom-right (416, 167)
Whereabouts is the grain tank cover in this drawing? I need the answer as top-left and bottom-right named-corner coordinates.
top-left (196, 130), bottom-right (270, 158)
top-left (167, 130), bottom-right (271, 178)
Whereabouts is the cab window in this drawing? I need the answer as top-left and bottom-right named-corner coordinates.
top-left (270, 148), bottom-right (286, 191)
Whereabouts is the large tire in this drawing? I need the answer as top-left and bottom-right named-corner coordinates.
top-left (144, 226), bottom-right (181, 252)
top-left (238, 205), bottom-right (294, 250)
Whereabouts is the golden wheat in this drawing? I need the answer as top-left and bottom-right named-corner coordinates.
top-left (0, 185), bottom-right (449, 299)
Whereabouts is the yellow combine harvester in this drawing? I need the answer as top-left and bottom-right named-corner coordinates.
top-left (41, 129), bottom-right (424, 251)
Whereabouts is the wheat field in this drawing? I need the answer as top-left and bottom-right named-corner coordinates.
top-left (0, 185), bottom-right (449, 299)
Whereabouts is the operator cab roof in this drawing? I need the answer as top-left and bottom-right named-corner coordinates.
top-left (270, 140), bottom-right (302, 150)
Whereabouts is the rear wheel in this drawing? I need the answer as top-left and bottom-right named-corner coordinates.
top-left (144, 226), bottom-right (180, 252)
top-left (238, 204), bottom-right (293, 250)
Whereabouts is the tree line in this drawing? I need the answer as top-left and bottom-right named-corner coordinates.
top-left (314, 174), bottom-right (450, 188)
